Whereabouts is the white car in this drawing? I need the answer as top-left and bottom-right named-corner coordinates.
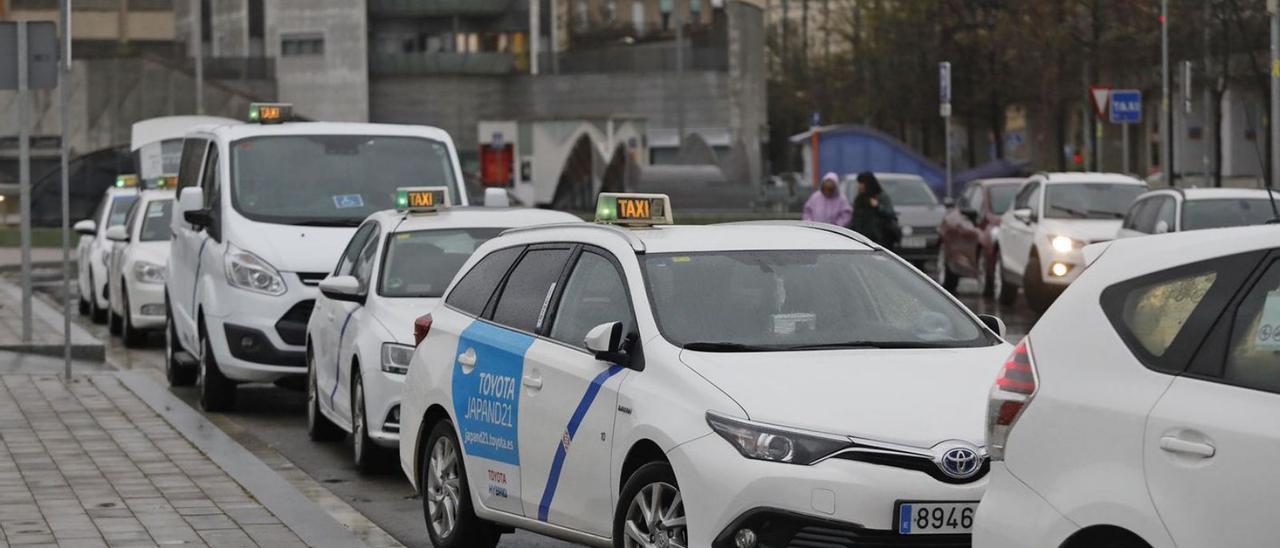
top-left (1117, 187), bottom-right (1280, 238)
top-left (996, 172), bottom-right (1146, 312)
top-left (104, 189), bottom-right (175, 347)
top-left (976, 225), bottom-right (1280, 548)
top-left (399, 193), bottom-right (1011, 548)
top-left (74, 180), bottom-right (140, 323)
top-left (305, 189), bottom-right (581, 471)
top-left (165, 103), bottom-right (468, 409)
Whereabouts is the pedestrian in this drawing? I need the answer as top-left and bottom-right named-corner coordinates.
top-left (849, 172), bottom-right (901, 248)
top-left (802, 172), bottom-right (853, 227)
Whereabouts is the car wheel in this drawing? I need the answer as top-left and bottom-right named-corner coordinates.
top-left (1024, 253), bottom-right (1053, 314)
top-left (108, 305), bottom-right (123, 336)
top-left (996, 250), bottom-right (1018, 306)
top-left (307, 348), bottom-right (343, 442)
top-left (78, 294), bottom-right (90, 316)
top-left (352, 372), bottom-right (385, 473)
top-left (89, 274), bottom-right (107, 324)
top-left (936, 244), bottom-right (958, 292)
top-left (422, 420), bottom-right (501, 548)
top-left (165, 303), bottom-right (196, 386)
top-left (978, 249), bottom-right (996, 298)
top-left (121, 287), bottom-right (145, 348)
top-left (615, 462), bottom-right (687, 548)
top-left (198, 328), bottom-right (236, 412)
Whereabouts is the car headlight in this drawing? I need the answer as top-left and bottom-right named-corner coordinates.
top-left (224, 247), bottom-right (287, 296)
top-left (381, 343), bottom-right (414, 375)
top-left (1050, 235), bottom-right (1083, 253)
top-left (132, 261), bottom-right (166, 284)
top-left (706, 411), bottom-right (850, 465)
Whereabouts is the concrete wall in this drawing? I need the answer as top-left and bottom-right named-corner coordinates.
top-left (266, 0), bottom-right (369, 121)
top-left (211, 0), bottom-right (250, 56)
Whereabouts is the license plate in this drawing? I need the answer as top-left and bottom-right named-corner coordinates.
top-left (896, 501), bottom-right (977, 535)
top-left (901, 236), bottom-right (928, 248)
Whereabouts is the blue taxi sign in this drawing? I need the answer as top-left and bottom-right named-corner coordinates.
top-left (395, 186), bottom-right (451, 213)
top-left (595, 193), bottom-right (673, 226)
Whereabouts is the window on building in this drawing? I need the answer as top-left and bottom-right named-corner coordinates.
top-left (281, 33), bottom-right (325, 56)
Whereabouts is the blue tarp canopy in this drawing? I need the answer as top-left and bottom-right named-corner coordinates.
top-left (792, 125), bottom-right (945, 195)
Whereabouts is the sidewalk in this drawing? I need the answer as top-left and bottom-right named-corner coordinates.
top-left (0, 277), bottom-right (103, 361)
top-left (0, 374), bottom-right (310, 548)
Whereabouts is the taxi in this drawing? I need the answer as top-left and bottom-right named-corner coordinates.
top-left (74, 175), bottom-right (139, 323)
top-left (105, 187), bottom-right (175, 347)
top-left (399, 193), bottom-right (1012, 548)
top-left (305, 187), bottom-right (581, 471)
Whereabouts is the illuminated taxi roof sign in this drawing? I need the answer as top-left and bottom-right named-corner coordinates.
top-left (395, 186), bottom-right (451, 213)
top-left (248, 102), bottom-right (292, 124)
top-left (595, 193), bottom-right (673, 226)
top-left (145, 175), bottom-right (177, 190)
top-left (114, 174), bottom-right (139, 188)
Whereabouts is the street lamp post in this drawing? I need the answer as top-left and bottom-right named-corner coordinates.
top-left (1161, 0), bottom-right (1171, 187)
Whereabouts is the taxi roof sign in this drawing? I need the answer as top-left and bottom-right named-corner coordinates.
top-left (249, 102), bottom-right (292, 124)
top-left (595, 193), bottom-right (673, 226)
top-left (395, 186), bottom-right (452, 213)
top-left (115, 174), bottom-right (139, 188)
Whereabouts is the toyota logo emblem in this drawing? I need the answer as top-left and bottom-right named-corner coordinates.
top-left (936, 444), bottom-right (982, 480)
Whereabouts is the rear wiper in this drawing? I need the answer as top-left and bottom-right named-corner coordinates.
top-left (291, 219), bottom-right (363, 227)
top-left (682, 342), bottom-right (777, 352)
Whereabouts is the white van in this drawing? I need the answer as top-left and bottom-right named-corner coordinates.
top-left (165, 104), bottom-right (468, 410)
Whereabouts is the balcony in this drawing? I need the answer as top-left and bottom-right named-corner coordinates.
top-left (370, 52), bottom-right (516, 77)
top-left (368, 0), bottom-right (515, 18)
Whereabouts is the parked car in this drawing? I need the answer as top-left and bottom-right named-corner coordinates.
top-left (842, 173), bottom-right (946, 269)
top-left (1117, 187), bottom-right (1280, 238)
top-left (937, 178), bottom-right (1024, 296)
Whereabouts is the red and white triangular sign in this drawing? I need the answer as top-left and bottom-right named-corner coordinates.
top-left (1090, 87), bottom-right (1111, 120)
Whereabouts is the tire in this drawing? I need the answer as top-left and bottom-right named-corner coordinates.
top-left (121, 287), bottom-right (146, 348)
top-left (614, 462), bottom-right (687, 548)
top-left (198, 328), bottom-right (236, 412)
top-left (78, 295), bottom-right (90, 316)
top-left (422, 420), bottom-right (501, 548)
top-left (1024, 253), bottom-right (1054, 314)
top-left (90, 273), bottom-right (107, 324)
top-left (936, 244), bottom-right (958, 292)
top-left (108, 307), bottom-right (123, 336)
top-left (352, 371), bottom-right (386, 473)
top-left (978, 248), bottom-right (996, 298)
top-left (307, 348), bottom-right (343, 442)
top-left (165, 300), bottom-right (197, 387)
top-left (996, 250), bottom-right (1018, 306)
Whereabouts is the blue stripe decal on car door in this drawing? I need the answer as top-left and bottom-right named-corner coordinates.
top-left (329, 309), bottom-right (357, 408)
top-left (536, 364), bottom-right (625, 522)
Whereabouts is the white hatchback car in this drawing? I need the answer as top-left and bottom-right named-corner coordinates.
top-left (305, 189), bottom-right (580, 471)
top-left (105, 189), bottom-right (174, 347)
top-left (74, 180), bottom-right (139, 323)
top-left (976, 225), bottom-right (1280, 548)
top-left (400, 194), bottom-right (1011, 548)
top-left (997, 173), bottom-right (1146, 312)
top-left (1117, 187), bottom-right (1280, 238)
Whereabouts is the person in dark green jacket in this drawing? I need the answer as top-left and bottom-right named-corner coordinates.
top-left (849, 172), bottom-right (901, 249)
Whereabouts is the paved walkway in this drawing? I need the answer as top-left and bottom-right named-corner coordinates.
top-left (0, 374), bottom-right (306, 548)
top-left (0, 277), bottom-right (102, 361)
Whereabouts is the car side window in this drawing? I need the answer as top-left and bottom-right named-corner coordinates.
top-left (491, 248), bottom-right (573, 333)
top-left (201, 146), bottom-right (220, 209)
top-left (1222, 259), bottom-right (1280, 393)
top-left (1122, 199), bottom-right (1147, 231)
top-left (334, 223), bottom-right (377, 277)
top-left (970, 186), bottom-right (986, 213)
top-left (446, 247), bottom-right (523, 317)
top-left (124, 200), bottom-right (143, 239)
top-left (1025, 184), bottom-right (1042, 218)
top-left (176, 138), bottom-right (208, 192)
top-left (1129, 199), bottom-right (1159, 233)
top-left (1155, 197), bottom-right (1177, 232)
top-left (351, 226), bottom-right (381, 289)
top-left (549, 251), bottom-right (634, 349)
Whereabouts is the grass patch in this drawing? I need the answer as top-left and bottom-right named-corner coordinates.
top-left (0, 228), bottom-right (73, 248)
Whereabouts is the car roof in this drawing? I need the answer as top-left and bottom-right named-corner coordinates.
top-left (131, 116), bottom-right (241, 150)
top-left (1038, 172), bottom-right (1145, 185)
top-left (1178, 187), bottom-right (1280, 201)
top-left (136, 188), bottom-right (175, 202)
top-left (104, 186), bottom-right (139, 198)
top-left (368, 207), bottom-right (583, 232)
top-left (972, 178), bottom-right (1025, 187)
top-left (193, 121), bottom-right (455, 144)
top-left (503, 223), bottom-right (875, 254)
top-left (1094, 225), bottom-right (1279, 277)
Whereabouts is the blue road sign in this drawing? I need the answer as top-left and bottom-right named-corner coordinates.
top-left (1110, 89), bottom-right (1142, 124)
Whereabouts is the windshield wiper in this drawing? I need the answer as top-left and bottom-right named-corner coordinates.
top-left (291, 219), bottom-right (363, 227)
top-left (1086, 209), bottom-right (1126, 219)
top-left (682, 342), bottom-right (777, 352)
top-left (784, 341), bottom-right (959, 350)
top-left (1049, 205), bottom-right (1088, 218)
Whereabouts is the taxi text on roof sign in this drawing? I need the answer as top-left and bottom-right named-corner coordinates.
top-left (395, 186), bottom-right (452, 213)
top-left (249, 102), bottom-right (292, 124)
top-left (115, 174), bottom-right (139, 188)
top-left (595, 193), bottom-right (673, 226)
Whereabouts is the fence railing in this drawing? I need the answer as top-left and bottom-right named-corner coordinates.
top-left (367, 0), bottom-right (513, 17)
top-left (369, 51), bottom-right (516, 77)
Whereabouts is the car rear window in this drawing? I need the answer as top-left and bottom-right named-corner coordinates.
top-left (380, 228), bottom-right (503, 298)
top-left (1183, 198), bottom-right (1280, 231)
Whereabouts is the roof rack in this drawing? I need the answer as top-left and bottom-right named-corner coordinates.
top-left (500, 222), bottom-right (648, 252)
top-left (716, 220), bottom-right (881, 249)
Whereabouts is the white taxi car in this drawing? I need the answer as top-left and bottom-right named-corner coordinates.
top-left (976, 225), bottom-right (1280, 548)
top-left (400, 194), bottom-right (1012, 548)
top-left (105, 188), bottom-right (174, 347)
top-left (165, 103), bottom-right (468, 410)
top-left (74, 176), bottom-right (139, 323)
top-left (305, 187), bottom-right (581, 471)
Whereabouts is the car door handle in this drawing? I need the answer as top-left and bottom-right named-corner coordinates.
top-left (1160, 436), bottom-right (1216, 458)
top-left (522, 374), bottom-right (543, 390)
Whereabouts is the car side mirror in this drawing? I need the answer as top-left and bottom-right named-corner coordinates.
top-left (1012, 208), bottom-right (1034, 224)
top-left (943, 197), bottom-right (956, 208)
top-left (183, 208), bottom-right (212, 229)
top-left (960, 207), bottom-right (979, 223)
top-left (104, 225), bottom-right (129, 242)
top-left (176, 186), bottom-right (203, 225)
top-left (1154, 220), bottom-right (1170, 235)
top-left (585, 321), bottom-right (631, 368)
top-left (319, 275), bottom-right (366, 304)
top-left (978, 314), bottom-right (1007, 339)
top-left (74, 219), bottom-right (97, 235)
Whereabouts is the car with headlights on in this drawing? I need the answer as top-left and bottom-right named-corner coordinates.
top-left (104, 188), bottom-right (174, 347)
top-left (305, 187), bottom-right (580, 471)
top-left (399, 193), bottom-right (1011, 548)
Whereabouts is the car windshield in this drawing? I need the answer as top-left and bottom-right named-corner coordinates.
top-left (1183, 198), bottom-right (1280, 231)
top-left (107, 195), bottom-right (137, 227)
top-left (989, 184), bottom-right (1020, 214)
top-left (231, 135), bottom-right (459, 226)
top-left (641, 250), bottom-right (992, 350)
top-left (1045, 183), bottom-right (1144, 220)
top-left (139, 200), bottom-right (172, 242)
top-left (881, 178), bottom-right (938, 206)
top-left (379, 228), bottom-right (504, 298)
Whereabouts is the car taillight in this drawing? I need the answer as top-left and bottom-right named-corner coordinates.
top-left (414, 314), bottom-right (433, 347)
top-left (987, 338), bottom-right (1037, 461)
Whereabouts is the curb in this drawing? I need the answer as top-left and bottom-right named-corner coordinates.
top-left (0, 276), bottom-right (105, 361)
top-left (0, 260), bottom-right (68, 274)
top-left (115, 371), bottom-right (370, 548)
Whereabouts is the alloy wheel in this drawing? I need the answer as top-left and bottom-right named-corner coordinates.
top-left (622, 481), bottom-right (687, 548)
top-left (426, 436), bottom-right (463, 539)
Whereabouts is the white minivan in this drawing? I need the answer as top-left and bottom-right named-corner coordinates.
top-left (165, 104), bottom-right (468, 409)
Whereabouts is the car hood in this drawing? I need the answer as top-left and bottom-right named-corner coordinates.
top-left (896, 205), bottom-right (946, 228)
top-left (679, 344), bottom-right (1011, 448)
top-left (370, 297), bottom-right (441, 346)
top-left (1038, 218), bottom-right (1124, 243)
top-left (230, 224), bottom-right (357, 274)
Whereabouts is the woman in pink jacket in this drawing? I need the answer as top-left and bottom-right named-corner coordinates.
top-left (802, 172), bottom-right (853, 227)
